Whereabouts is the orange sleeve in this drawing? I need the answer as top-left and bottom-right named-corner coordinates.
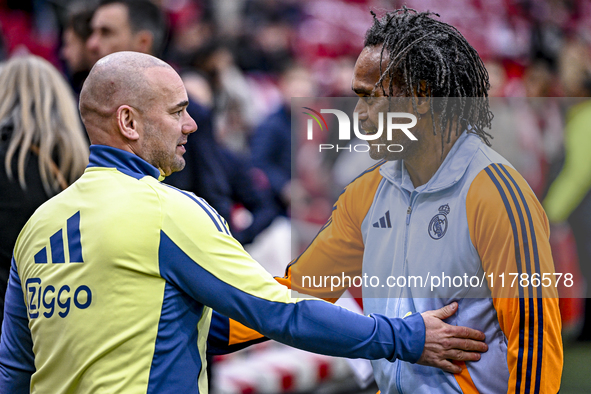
top-left (288, 161), bottom-right (384, 299)
top-left (466, 163), bottom-right (563, 393)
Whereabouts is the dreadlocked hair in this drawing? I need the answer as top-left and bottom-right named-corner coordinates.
top-left (364, 7), bottom-right (493, 146)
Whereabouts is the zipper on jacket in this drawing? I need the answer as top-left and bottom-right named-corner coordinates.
top-left (396, 360), bottom-right (403, 393)
top-left (397, 191), bottom-right (418, 394)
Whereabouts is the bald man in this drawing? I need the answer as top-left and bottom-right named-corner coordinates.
top-left (0, 52), bottom-right (487, 394)
top-left (79, 53), bottom-right (194, 177)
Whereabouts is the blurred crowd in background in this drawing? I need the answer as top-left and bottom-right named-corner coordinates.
top-left (1, 0), bottom-right (591, 392)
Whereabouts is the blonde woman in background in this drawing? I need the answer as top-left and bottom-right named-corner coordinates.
top-left (0, 55), bottom-right (89, 327)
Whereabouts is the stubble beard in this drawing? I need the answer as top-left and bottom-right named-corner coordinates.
top-left (143, 124), bottom-right (186, 176)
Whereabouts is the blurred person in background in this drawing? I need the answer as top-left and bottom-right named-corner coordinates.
top-left (190, 41), bottom-right (258, 153)
top-left (61, 2), bottom-right (95, 94)
top-left (489, 58), bottom-right (564, 198)
top-left (86, 0), bottom-right (166, 65)
top-left (544, 37), bottom-right (591, 341)
top-left (241, 64), bottom-right (317, 275)
top-left (519, 60), bottom-right (564, 196)
top-left (0, 55), bottom-right (89, 328)
top-left (164, 1), bottom-right (214, 70)
top-left (251, 64), bottom-right (314, 217)
top-left (233, 0), bottom-right (301, 74)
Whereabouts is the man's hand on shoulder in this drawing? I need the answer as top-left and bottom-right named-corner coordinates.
top-left (418, 302), bottom-right (488, 374)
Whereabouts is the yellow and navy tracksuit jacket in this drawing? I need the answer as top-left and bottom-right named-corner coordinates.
top-left (0, 145), bottom-right (427, 394)
top-left (218, 132), bottom-right (563, 393)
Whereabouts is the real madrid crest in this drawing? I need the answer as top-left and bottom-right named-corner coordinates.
top-left (428, 204), bottom-right (450, 240)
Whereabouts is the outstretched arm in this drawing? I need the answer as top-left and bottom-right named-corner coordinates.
top-left (160, 199), bottom-right (425, 362)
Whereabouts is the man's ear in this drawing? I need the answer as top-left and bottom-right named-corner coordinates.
top-left (134, 30), bottom-right (154, 55)
top-left (415, 80), bottom-right (431, 116)
top-left (116, 105), bottom-right (140, 141)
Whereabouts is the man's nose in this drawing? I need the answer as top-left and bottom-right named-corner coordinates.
top-left (86, 33), bottom-right (99, 52)
top-left (184, 115), bottom-right (197, 134)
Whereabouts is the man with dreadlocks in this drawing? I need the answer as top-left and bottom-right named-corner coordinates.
top-left (211, 7), bottom-right (563, 393)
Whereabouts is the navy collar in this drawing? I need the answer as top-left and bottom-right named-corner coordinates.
top-left (87, 145), bottom-right (161, 180)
